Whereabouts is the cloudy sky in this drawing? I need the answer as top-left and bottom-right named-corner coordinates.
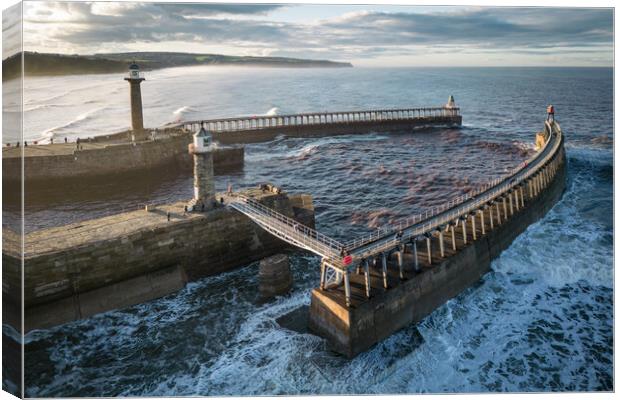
top-left (3, 1), bottom-right (614, 66)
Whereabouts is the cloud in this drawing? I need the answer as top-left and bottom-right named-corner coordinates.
top-left (2, 3), bottom-right (23, 59)
top-left (317, 8), bottom-right (612, 49)
top-left (20, 3), bottom-right (613, 66)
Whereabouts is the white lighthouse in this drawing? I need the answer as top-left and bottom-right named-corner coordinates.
top-left (187, 127), bottom-right (216, 211)
top-left (444, 95), bottom-right (457, 116)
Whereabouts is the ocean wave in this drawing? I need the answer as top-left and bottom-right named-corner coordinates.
top-left (171, 105), bottom-right (197, 123)
top-left (38, 107), bottom-right (107, 142)
top-left (565, 145), bottom-right (613, 167)
top-left (264, 107), bottom-right (279, 116)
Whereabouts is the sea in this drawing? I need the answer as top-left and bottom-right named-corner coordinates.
top-left (2, 66), bottom-right (613, 395)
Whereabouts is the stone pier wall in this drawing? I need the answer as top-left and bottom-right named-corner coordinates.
top-left (3, 189), bottom-right (314, 332)
top-left (2, 137), bottom-right (244, 182)
top-left (309, 146), bottom-right (567, 358)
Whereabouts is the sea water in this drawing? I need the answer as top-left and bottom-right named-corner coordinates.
top-left (4, 66), bottom-right (612, 395)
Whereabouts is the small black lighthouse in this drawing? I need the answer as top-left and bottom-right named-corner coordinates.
top-left (124, 62), bottom-right (146, 137)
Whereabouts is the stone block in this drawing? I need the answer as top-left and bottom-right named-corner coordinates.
top-left (259, 254), bottom-right (293, 298)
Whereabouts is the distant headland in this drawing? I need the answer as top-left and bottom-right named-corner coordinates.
top-left (2, 51), bottom-right (353, 80)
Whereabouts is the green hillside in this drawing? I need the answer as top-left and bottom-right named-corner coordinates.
top-left (2, 51), bottom-right (352, 80)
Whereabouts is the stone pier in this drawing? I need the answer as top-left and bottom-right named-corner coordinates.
top-left (2, 187), bottom-right (314, 332)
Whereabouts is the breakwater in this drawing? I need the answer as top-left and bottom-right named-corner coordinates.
top-left (2, 128), bottom-right (244, 182)
top-left (307, 123), bottom-right (566, 357)
top-left (3, 187), bottom-right (314, 332)
top-left (177, 106), bottom-right (461, 144)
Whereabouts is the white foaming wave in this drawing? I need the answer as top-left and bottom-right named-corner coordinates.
top-left (512, 140), bottom-right (536, 153)
top-left (491, 158), bottom-right (612, 288)
top-left (171, 105), bottom-right (197, 123)
top-left (566, 144), bottom-right (613, 167)
top-left (2, 323), bottom-right (22, 343)
top-left (24, 103), bottom-right (59, 112)
top-left (264, 107), bottom-right (279, 116)
top-left (194, 289), bottom-right (324, 395)
top-left (173, 105), bottom-right (194, 116)
top-left (38, 107), bottom-right (107, 143)
top-left (284, 134), bottom-right (390, 160)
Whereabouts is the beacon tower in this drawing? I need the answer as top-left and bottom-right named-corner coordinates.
top-left (124, 62), bottom-right (146, 138)
top-left (444, 95), bottom-right (456, 109)
top-left (188, 127), bottom-right (216, 211)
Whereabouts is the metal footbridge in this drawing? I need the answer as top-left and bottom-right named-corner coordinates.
top-left (228, 119), bottom-right (564, 307)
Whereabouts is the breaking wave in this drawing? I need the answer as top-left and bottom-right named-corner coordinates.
top-left (38, 107), bottom-right (107, 143)
top-left (264, 107), bottom-right (279, 116)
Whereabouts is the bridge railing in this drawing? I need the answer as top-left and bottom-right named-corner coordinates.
top-left (230, 194), bottom-right (345, 258)
top-left (345, 121), bottom-right (562, 255)
top-left (176, 106), bottom-right (460, 133)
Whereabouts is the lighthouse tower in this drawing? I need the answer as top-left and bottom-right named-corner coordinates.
top-left (443, 95), bottom-right (458, 117)
top-left (187, 127), bottom-right (216, 211)
top-left (124, 62), bottom-right (146, 139)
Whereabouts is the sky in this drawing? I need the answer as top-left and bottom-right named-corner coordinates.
top-left (2, 1), bottom-right (615, 66)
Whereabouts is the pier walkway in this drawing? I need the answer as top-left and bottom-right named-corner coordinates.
top-left (228, 119), bottom-right (565, 307)
top-left (170, 104), bottom-right (461, 144)
top-left (178, 106), bottom-right (459, 133)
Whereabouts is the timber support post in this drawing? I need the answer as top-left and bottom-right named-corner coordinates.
top-left (363, 259), bottom-right (371, 298)
top-left (381, 253), bottom-right (388, 289)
